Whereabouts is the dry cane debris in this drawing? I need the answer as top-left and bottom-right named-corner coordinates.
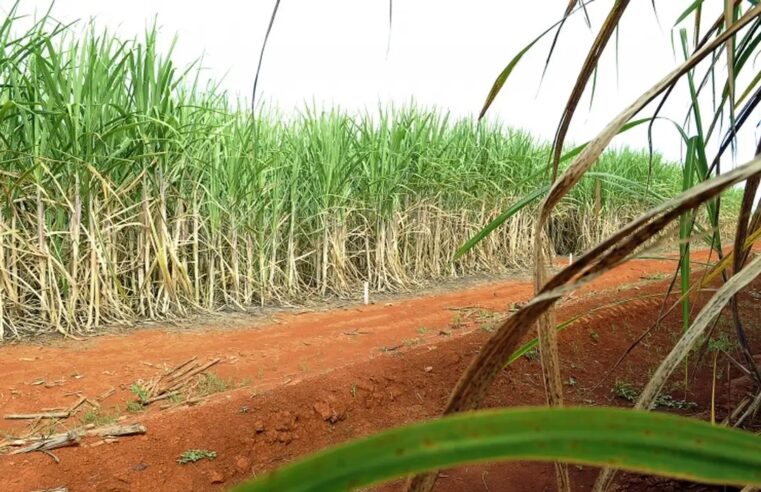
top-left (4, 395), bottom-right (99, 421)
top-left (131, 356), bottom-right (222, 408)
top-left (1, 423), bottom-right (146, 459)
top-left (1, 356), bottom-right (218, 463)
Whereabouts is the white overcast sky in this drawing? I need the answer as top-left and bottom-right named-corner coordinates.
top-left (4, 1), bottom-right (760, 166)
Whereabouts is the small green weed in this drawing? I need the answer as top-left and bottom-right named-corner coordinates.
top-left (508, 302), bottom-right (522, 312)
top-left (168, 393), bottom-right (184, 405)
top-left (523, 347), bottom-right (539, 361)
top-left (613, 380), bottom-right (639, 402)
top-left (654, 394), bottom-right (697, 410)
top-left (613, 380), bottom-right (696, 409)
top-left (476, 309), bottom-right (502, 333)
top-left (708, 333), bottom-right (737, 353)
top-left (177, 449), bottom-right (217, 464)
top-left (130, 383), bottom-right (149, 403)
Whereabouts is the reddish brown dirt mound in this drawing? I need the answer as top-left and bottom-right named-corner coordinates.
top-left (1, 253), bottom-right (759, 492)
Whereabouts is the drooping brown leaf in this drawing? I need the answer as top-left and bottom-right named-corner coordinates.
top-left (728, 135), bottom-right (761, 389)
top-left (538, 4), bottom-right (760, 229)
top-left (478, 3), bottom-right (596, 120)
top-left (549, 0), bottom-right (632, 181)
top-left (542, 0), bottom-right (583, 81)
top-left (540, 5), bottom-right (632, 489)
top-left (251, 0), bottom-right (283, 115)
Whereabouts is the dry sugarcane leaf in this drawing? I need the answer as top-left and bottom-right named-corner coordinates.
top-left (541, 0), bottom-right (588, 82)
top-left (251, 0), bottom-right (282, 114)
top-left (538, 5), bottom-right (631, 489)
top-left (550, 0), bottom-right (632, 181)
top-left (730, 173), bottom-right (761, 387)
top-left (538, 4), bottom-right (761, 230)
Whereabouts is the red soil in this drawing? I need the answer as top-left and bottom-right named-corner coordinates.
top-left (1, 252), bottom-right (759, 492)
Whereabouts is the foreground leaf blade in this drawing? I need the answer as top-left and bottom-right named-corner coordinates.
top-left (233, 407), bottom-right (761, 492)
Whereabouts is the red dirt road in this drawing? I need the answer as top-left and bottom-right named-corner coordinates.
top-left (1, 253), bottom-right (758, 491)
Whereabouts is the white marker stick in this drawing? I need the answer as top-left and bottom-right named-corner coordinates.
top-left (363, 281), bottom-right (369, 305)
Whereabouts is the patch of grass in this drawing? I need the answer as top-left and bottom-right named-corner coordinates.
top-left (475, 308), bottom-right (502, 333)
top-left (708, 333), bottom-right (737, 353)
top-left (196, 372), bottom-right (231, 396)
top-left (589, 330), bottom-right (600, 343)
top-left (404, 338), bottom-right (421, 347)
top-left (417, 326), bottom-right (429, 335)
top-left (130, 383), bottom-right (150, 403)
top-left (80, 407), bottom-right (119, 426)
top-left (450, 314), bottom-right (464, 329)
top-left (613, 380), bottom-right (639, 402)
top-left (654, 394), bottom-right (697, 410)
top-left (177, 449), bottom-right (217, 464)
top-left (126, 401), bottom-right (144, 413)
top-left (613, 380), bottom-right (696, 409)
top-left (167, 393), bottom-right (184, 405)
top-left (507, 302), bottom-right (523, 312)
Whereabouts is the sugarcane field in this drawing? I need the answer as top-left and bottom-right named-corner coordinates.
top-left (1, 2), bottom-right (760, 492)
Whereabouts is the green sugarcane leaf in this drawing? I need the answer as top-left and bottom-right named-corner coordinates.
top-left (234, 406), bottom-right (761, 492)
top-left (453, 184), bottom-right (549, 260)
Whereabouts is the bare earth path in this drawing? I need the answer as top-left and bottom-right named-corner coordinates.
top-left (1, 252), bottom-right (759, 491)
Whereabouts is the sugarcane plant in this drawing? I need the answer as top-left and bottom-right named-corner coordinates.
top-left (0, 1), bottom-right (704, 338)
